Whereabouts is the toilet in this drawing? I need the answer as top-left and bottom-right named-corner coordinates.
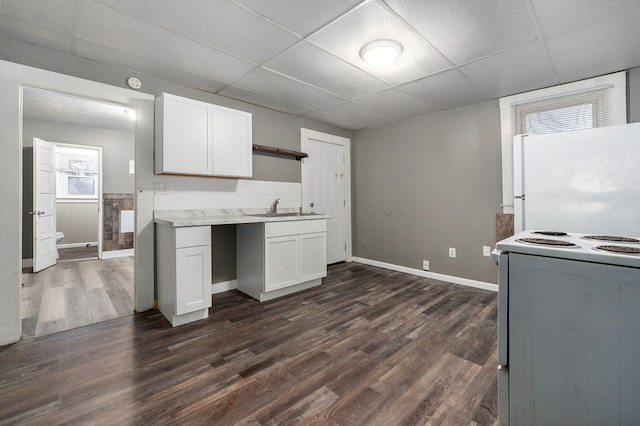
top-left (55, 231), bottom-right (64, 259)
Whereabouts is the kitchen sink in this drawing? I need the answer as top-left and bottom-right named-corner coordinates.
top-left (247, 212), bottom-right (318, 218)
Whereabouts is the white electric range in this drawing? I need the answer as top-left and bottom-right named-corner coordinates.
top-left (493, 230), bottom-right (640, 425)
top-left (493, 230), bottom-right (640, 267)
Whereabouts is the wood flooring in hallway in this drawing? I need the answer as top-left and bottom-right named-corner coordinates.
top-left (21, 255), bottom-right (134, 339)
top-left (3, 262), bottom-right (498, 425)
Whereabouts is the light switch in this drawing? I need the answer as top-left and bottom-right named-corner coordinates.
top-left (129, 160), bottom-right (135, 174)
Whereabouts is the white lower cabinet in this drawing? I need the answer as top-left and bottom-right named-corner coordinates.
top-left (156, 225), bottom-right (212, 326)
top-left (265, 235), bottom-right (300, 292)
top-left (237, 219), bottom-right (327, 301)
top-left (299, 232), bottom-right (328, 282)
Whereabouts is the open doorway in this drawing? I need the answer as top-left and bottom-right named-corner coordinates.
top-left (21, 87), bottom-right (136, 339)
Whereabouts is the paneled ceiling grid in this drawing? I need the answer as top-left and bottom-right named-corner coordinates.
top-left (2, 0), bottom-right (640, 130)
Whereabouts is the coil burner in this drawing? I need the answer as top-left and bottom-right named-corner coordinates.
top-left (516, 238), bottom-right (578, 247)
top-left (583, 235), bottom-right (640, 244)
top-left (594, 245), bottom-right (640, 255)
top-left (532, 231), bottom-right (569, 237)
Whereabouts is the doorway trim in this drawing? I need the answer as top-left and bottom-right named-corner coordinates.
top-left (53, 142), bottom-right (104, 260)
top-left (300, 128), bottom-right (352, 262)
top-left (0, 59), bottom-right (155, 345)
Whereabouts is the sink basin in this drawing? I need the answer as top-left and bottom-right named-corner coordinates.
top-left (248, 212), bottom-right (318, 218)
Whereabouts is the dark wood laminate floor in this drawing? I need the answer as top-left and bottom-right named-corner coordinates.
top-left (2, 262), bottom-right (498, 425)
top-left (21, 255), bottom-right (134, 339)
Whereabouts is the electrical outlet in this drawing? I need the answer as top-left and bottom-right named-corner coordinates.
top-left (422, 260), bottom-right (430, 271)
top-left (155, 182), bottom-right (169, 194)
top-left (449, 247), bottom-right (456, 258)
top-left (483, 246), bottom-right (491, 257)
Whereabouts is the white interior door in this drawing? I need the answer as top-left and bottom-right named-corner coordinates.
top-left (32, 138), bottom-right (57, 272)
top-left (305, 139), bottom-right (346, 264)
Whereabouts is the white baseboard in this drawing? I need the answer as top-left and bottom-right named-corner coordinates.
top-left (57, 242), bottom-right (98, 249)
top-left (22, 258), bottom-right (33, 268)
top-left (102, 249), bottom-right (134, 259)
top-left (351, 257), bottom-right (498, 292)
top-left (211, 279), bottom-right (237, 294)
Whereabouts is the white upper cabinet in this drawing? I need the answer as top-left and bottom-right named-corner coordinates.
top-left (211, 104), bottom-right (252, 178)
top-left (155, 93), bottom-right (252, 178)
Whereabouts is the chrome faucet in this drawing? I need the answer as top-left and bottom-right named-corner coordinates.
top-left (270, 198), bottom-right (280, 214)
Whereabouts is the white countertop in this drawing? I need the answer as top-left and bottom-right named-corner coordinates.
top-left (154, 208), bottom-right (329, 227)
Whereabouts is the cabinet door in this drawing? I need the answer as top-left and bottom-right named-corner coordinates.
top-left (175, 245), bottom-right (212, 315)
top-left (299, 232), bottom-right (327, 282)
top-left (212, 105), bottom-right (252, 178)
top-left (161, 94), bottom-right (213, 175)
top-left (264, 235), bottom-right (299, 292)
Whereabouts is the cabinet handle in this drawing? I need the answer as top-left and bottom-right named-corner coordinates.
top-left (310, 202), bottom-right (314, 207)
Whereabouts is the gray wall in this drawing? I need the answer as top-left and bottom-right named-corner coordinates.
top-left (628, 67), bottom-right (640, 123)
top-left (352, 100), bottom-right (502, 284)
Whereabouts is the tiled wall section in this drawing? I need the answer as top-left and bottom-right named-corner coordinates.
top-left (103, 193), bottom-right (134, 251)
top-left (496, 213), bottom-right (514, 242)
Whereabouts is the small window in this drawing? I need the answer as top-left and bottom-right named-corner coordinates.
top-left (522, 103), bottom-right (594, 134)
top-left (514, 89), bottom-right (605, 135)
top-left (56, 146), bottom-right (99, 200)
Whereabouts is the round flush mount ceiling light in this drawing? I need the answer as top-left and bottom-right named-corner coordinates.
top-left (359, 39), bottom-right (403, 69)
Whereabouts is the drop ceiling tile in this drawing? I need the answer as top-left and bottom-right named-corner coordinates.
top-left (0, 0), bottom-right (75, 34)
top-left (312, 101), bottom-right (390, 129)
top-left (545, 7), bottom-right (640, 83)
top-left (0, 14), bottom-right (73, 53)
top-left (301, 110), bottom-right (367, 130)
top-left (384, 0), bottom-right (538, 65)
top-left (307, 0), bottom-right (453, 86)
top-left (94, 0), bottom-right (300, 64)
top-left (234, 0), bottom-right (363, 37)
top-left (461, 42), bottom-right (559, 99)
top-left (232, 67), bottom-right (344, 110)
top-left (75, 1), bottom-right (256, 85)
top-left (263, 41), bottom-right (389, 99)
top-left (398, 69), bottom-right (490, 113)
top-left (531, 0), bottom-right (640, 37)
top-left (75, 39), bottom-right (229, 93)
top-left (353, 88), bottom-right (429, 120)
top-left (217, 86), bottom-right (312, 116)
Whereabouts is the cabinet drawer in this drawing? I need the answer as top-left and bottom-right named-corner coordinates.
top-left (265, 219), bottom-right (327, 238)
top-left (175, 226), bottom-right (211, 248)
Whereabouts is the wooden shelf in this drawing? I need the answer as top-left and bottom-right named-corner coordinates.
top-left (252, 144), bottom-right (308, 161)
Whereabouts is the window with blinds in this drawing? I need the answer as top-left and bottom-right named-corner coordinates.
top-left (512, 87), bottom-right (614, 136)
top-left (56, 145), bottom-right (99, 200)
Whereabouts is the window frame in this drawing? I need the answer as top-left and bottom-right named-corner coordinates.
top-left (55, 144), bottom-right (102, 202)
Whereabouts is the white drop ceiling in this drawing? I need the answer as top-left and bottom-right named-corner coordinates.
top-left (3, 0), bottom-right (640, 130)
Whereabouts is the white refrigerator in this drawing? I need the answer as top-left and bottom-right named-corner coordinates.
top-left (513, 122), bottom-right (640, 237)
